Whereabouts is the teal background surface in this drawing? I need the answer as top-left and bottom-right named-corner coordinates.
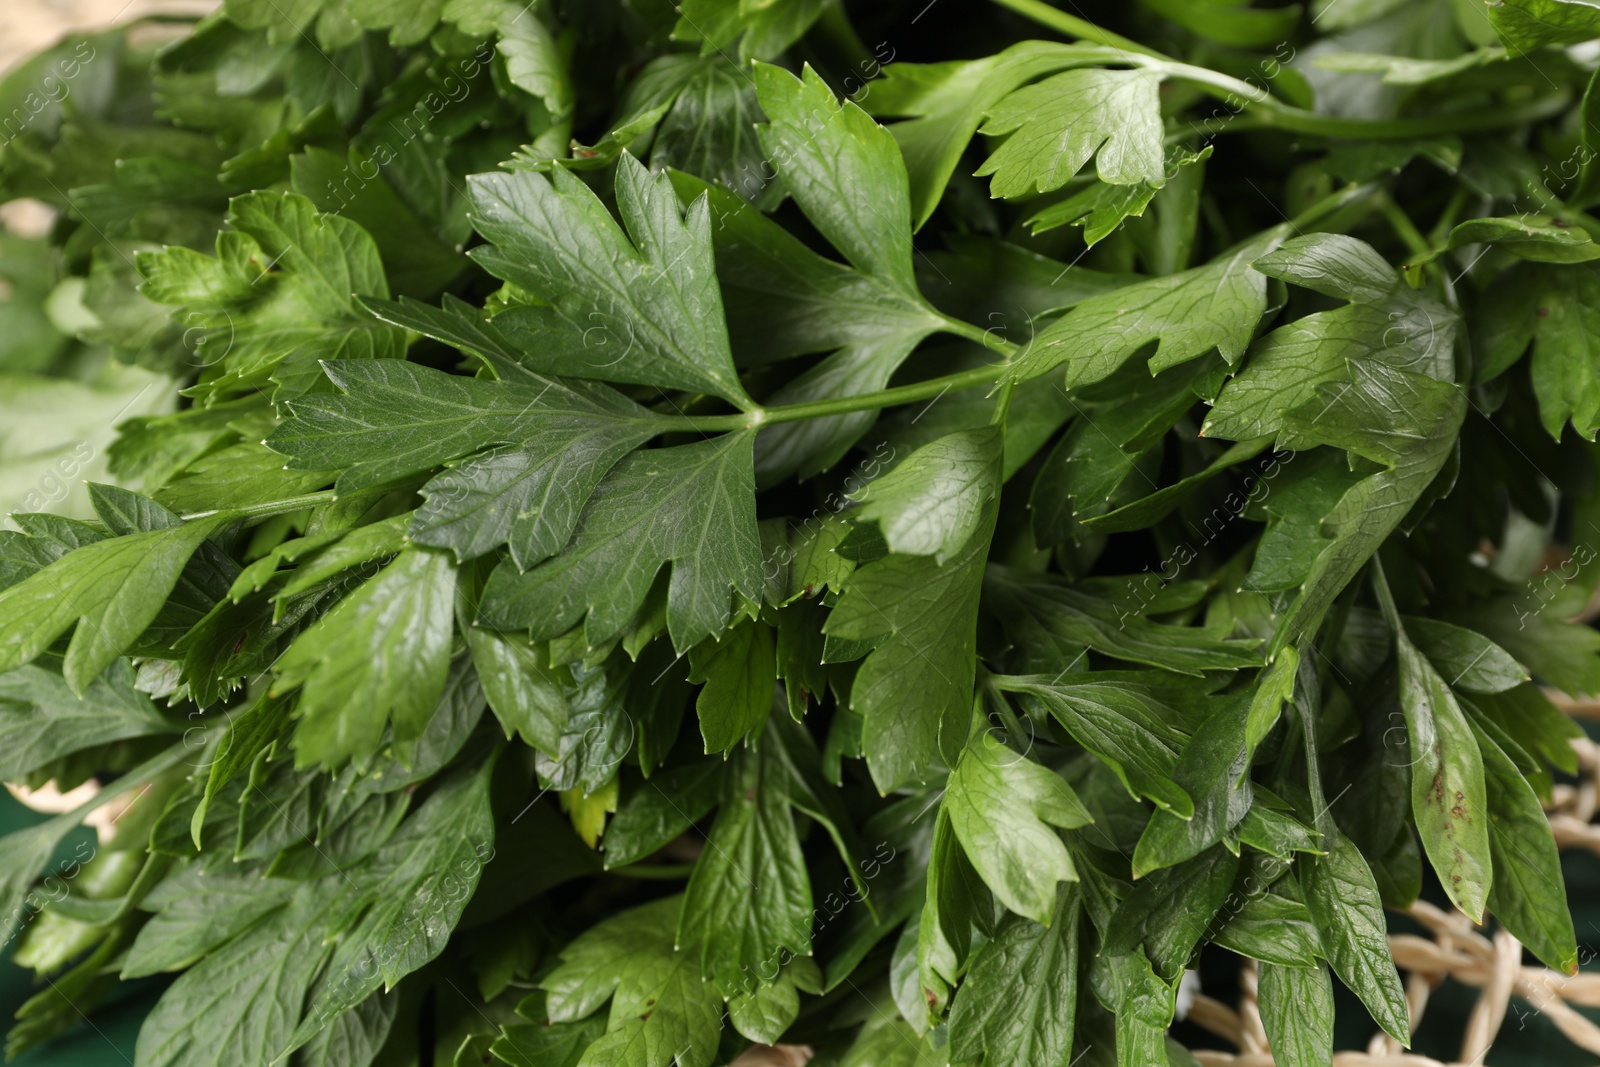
top-left (0, 794), bottom-right (162, 1066)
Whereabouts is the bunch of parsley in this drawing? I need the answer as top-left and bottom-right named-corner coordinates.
top-left (2, 0), bottom-right (1600, 1064)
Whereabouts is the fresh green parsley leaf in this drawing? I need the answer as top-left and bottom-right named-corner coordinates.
top-left (467, 155), bottom-right (752, 408)
top-left (477, 431), bottom-right (763, 653)
top-left (272, 545), bottom-right (457, 769)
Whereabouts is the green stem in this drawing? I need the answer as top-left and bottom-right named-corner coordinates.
top-left (179, 479), bottom-right (418, 524)
top-left (1378, 194), bottom-right (1433, 258)
top-left (989, 0), bottom-right (1162, 57)
top-left (990, 379), bottom-right (1017, 426)
top-left (1429, 187), bottom-right (1471, 247)
top-left (813, 2), bottom-right (874, 70)
top-left (990, 0), bottom-right (1569, 140)
top-left (1157, 57), bottom-right (1570, 140)
top-left (1369, 555), bottom-right (1403, 631)
top-left (605, 863), bottom-right (697, 880)
top-left (681, 360), bottom-right (1010, 433)
top-left (181, 490), bottom-right (337, 523)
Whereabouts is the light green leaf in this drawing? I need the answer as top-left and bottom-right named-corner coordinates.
top-left (1136, 0), bottom-right (1302, 47)
top-left (136, 192), bottom-right (403, 402)
top-left (465, 626), bottom-right (567, 754)
top-left (498, 8), bottom-right (573, 122)
top-left (542, 896), bottom-right (722, 1067)
top-left (1405, 617), bottom-right (1528, 694)
top-left (865, 42), bottom-right (1123, 227)
top-left (275, 516), bottom-right (410, 600)
top-left (754, 63), bottom-right (921, 299)
top-left (1450, 215), bottom-right (1600, 262)
top-left (977, 67), bottom-right (1166, 196)
top-left (0, 516), bottom-right (226, 694)
top-left (1522, 264), bottom-right (1600, 439)
top-left (1312, 48), bottom-right (1508, 86)
top-left (1026, 147), bottom-right (1210, 246)
top-left (946, 729), bottom-right (1090, 922)
top-left (1234, 802), bottom-right (1324, 861)
top-left (273, 545), bottom-right (457, 769)
top-left (154, 442), bottom-right (331, 517)
top-left (851, 426), bottom-right (1002, 562)
top-left (1105, 949), bottom-right (1175, 1067)
top-left (1466, 682), bottom-right (1584, 775)
top-left (1485, 0), bottom-right (1600, 53)
top-left (728, 984), bottom-right (795, 1047)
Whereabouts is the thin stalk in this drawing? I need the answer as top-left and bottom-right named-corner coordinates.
top-left (1286, 182), bottom-right (1380, 232)
top-left (989, 0), bottom-right (1163, 57)
top-left (179, 479), bottom-right (418, 524)
top-left (605, 863), bottom-right (697, 880)
top-left (991, 0), bottom-right (1570, 140)
top-left (1429, 187), bottom-right (1471, 247)
top-left (682, 360), bottom-right (1010, 433)
top-left (1369, 555), bottom-right (1403, 630)
top-left (181, 490), bottom-right (337, 523)
top-left (1378, 194), bottom-right (1433, 258)
top-left (1157, 57), bottom-right (1570, 140)
top-left (990, 379), bottom-right (1017, 426)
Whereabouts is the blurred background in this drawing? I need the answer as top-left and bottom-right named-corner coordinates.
top-left (1, 8), bottom-right (205, 1067)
